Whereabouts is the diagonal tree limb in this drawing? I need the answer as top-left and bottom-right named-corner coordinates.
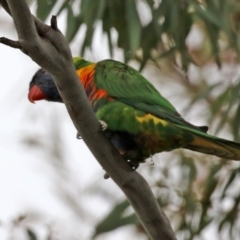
top-left (0, 0), bottom-right (177, 239)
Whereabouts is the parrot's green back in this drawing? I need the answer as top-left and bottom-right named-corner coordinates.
top-left (72, 57), bottom-right (240, 166)
top-left (94, 60), bottom-right (208, 131)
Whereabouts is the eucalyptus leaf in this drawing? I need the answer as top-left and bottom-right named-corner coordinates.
top-left (93, 200), bottom-right (139, 237)
top-left (26, 228), bottom-right (38, 240)
top-left (36, 0), bottom-right (57, 22)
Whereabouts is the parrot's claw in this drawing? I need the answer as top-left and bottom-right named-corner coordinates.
top-left (127, 159), bottom-right (139, 171)
top-left (76, 120), bottom-right (107, 139)
top-left (76, 132), bottom-right (82, 140)
top-left (99, 120), bottom-right (108, 131)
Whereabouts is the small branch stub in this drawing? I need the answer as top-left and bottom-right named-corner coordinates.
top-left (0, 37), bottom-right (21, 49)
top-left (50, 15), bottom-right (58, 31)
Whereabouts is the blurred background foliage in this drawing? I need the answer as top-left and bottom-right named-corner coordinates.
top-left (1, 0), bottom-right (240, 239)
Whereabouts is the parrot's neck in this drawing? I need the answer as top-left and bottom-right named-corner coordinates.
top-left (75, 60), bottom-right (109, 110)
top-left (74, 57), bottom-right (92, 69)
top-left (75, 62), bottom-right (96, 97)
top-left (74, 59), bottom-right (95, 96)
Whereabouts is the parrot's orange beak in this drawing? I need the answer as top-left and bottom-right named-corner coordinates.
top-left (28, 85), bottom-right (46, 103)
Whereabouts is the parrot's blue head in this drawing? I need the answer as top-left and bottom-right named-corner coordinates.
top-left (28, 69), bottom-right (62, 103)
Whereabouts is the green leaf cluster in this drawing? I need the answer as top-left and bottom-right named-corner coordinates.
top-left (35, 0), bottom-right (240, 70)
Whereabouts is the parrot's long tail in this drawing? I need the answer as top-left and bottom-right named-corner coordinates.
top-left (184, 133), bottom-right (240, 160)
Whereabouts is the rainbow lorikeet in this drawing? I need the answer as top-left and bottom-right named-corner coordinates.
top-left (28, 57), bottom-right (240, 169)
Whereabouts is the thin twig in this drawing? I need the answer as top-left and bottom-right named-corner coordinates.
top-left (0, 37), bottom-right (21, 49)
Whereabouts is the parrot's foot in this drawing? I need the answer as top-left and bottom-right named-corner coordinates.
top-left (76, 120), bottom-right (107, 140)
top-left (99, 120), bottom-right (108, 131)
top-left (127, 160), bottom-right (139, 170)
top-left (76, 132), bottom-right (82, 140)
top-left (103, 161), bottom-right (138, 179)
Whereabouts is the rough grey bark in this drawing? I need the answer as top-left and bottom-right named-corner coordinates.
top-left (0, 1), bottom-right (177, 239)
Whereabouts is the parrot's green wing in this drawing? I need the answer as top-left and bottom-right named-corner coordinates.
top-left (95, 60), bottom-right (208, 132)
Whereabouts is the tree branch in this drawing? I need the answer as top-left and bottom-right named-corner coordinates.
top-left (0, 1), bottom-right (176, 239)
top-left (0, 37), bottom-right (21, 48)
